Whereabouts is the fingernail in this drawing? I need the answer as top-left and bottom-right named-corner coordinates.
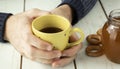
top-left (45, 43), bottom-right (53, 51)
top-left (53, 58), bottom-right (60, 61)
top-left (47, 45), bottom-right (53, 51)
top-left (62, 53), bottom-right (67, 56)
top-left (52, 63), bottom-right (59, 68)
top-left (57, 53), bottom-right (61, 58)
top-left (54, 51), bottom-right (61, 58)
top-left (54, 64), bottom-right (59, 68)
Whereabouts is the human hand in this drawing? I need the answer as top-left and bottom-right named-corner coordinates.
top-left (51, 4), bottom-right (72, 22)
top-left (52, 33), bottom-right (82, 67)
top-left (5, 8), bottom-right (61, 64)
top-left (51, 5), bottom-right (82, 67)
top-left (5, 4), bottom-right (81, 67)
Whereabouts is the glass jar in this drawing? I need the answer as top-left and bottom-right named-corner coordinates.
top-left (102, 9), bottom-right (120, 63)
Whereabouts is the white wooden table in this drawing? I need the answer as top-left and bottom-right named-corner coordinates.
top-left (0, 0), bottom-right (120, 69)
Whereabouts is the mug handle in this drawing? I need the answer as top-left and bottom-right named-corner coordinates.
top-left (67, 28), bottom-right (84, 48)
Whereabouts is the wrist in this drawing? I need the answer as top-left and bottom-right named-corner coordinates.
top-left (51, 4), bottom-right (72, 23)
top-left (4, 15), bottom-right (13, 41)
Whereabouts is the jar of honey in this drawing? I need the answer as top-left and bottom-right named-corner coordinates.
top-left (102, 9), bottom-right (120, 63)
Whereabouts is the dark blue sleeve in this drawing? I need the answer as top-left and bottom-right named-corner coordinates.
top-left (59, 0), bottom-right (97, 25)
top-left (0, 12), bottom-right (12, 42)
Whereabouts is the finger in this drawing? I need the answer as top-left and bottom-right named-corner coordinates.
top-left (28, 34), bottom-right (53, 51)
top-left (62, 43), bottom-right (82, 57)
top-left (69, 33), bottom-right (79, 42)
top-left (52, 56), bottom-right (76, 67)
top-left (20, 49), bottom-right (53, 64)
top-left (34, 58), bottom-right (53, 64)
top-left (62, 33), bottom-right (82, 57)
top-left (33, 47), bottom-right (61, 59)
top-left (27, 46), bottom-right (61, 59)
top-left (25, 8), bottom-right (51, 19)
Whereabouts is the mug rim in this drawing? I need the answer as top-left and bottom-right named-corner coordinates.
top-left (32, 14), bottom-right (71, 34)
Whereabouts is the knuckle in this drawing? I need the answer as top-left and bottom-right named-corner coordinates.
top-left (30, 8), bottom-right (40, 13)
top-left (20, 52), bottom-right (25, 56)
top-left (48, 52), bottom-right (55, 57)
top-left (25, 33), bottom-right (32, 43)
top-left (23, 51), bottom-right (35, 60)
top-left (29, 56), bottom-right (35, 61)
top-left (47, 54), bottom-right (53, 58)
top-left (26, 33), bottom-right (30, 40)
top-left (28, 46), bottom-right (35, 59)
top-left (48, 12), bottom-right (52, 14)
top-left (42, 52), bottom-right (54, 59)
top-left (46, 51), bottom-right (60, 59)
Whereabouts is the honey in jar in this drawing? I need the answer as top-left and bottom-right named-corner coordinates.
top-left (102, 9), bottom-right (120, 63)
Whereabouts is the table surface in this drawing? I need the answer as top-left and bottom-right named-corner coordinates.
top-left (0, 0), bottom-right (120, 69)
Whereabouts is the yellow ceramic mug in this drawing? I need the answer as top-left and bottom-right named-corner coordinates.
top-left (32, 14), bottom-right (84, 51)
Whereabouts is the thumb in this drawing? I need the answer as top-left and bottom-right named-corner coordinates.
top-left (69, 33), bottom-right (79, 42)
top-left (25, 8), bottom-right (51, 19)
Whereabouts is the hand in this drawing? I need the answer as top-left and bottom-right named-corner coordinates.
top-left (51, 5), bottom-right (82, 67)
top-left (52, 33), bottom-right (82, 67)
top-left (51, 4), bottom-right (72, 22)
top-left (5, 8), bottom-right (61, 64)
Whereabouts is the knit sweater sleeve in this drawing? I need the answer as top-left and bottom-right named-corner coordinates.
top-left (0, 12), bottom-right (12, 42)
top-left (59, 0), bottom-right (97, 25)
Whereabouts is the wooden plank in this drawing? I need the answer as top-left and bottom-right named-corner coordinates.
top-left (25, 0), bottom-right (61, 11)
top-left (0, 0), bottom-right (24, 69)
top-left (0, 43), bottom-right (21, 69)
top-left (0, 0), bottom-right (24, 13)
top-left (22, 57), bottom-right (74, 69)
top-left (74, 1), bottom-right (110, 69)
top-left (22, 0), bottom-right (75, 69)
top-left (100, 0), bottom-right (120, 15)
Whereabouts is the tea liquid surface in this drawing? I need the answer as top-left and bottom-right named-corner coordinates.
top-left (40, 27), bottom-right (62, 33)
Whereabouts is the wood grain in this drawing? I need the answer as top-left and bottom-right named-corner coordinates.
top-left (0, 0), bottom-right (24, 69)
